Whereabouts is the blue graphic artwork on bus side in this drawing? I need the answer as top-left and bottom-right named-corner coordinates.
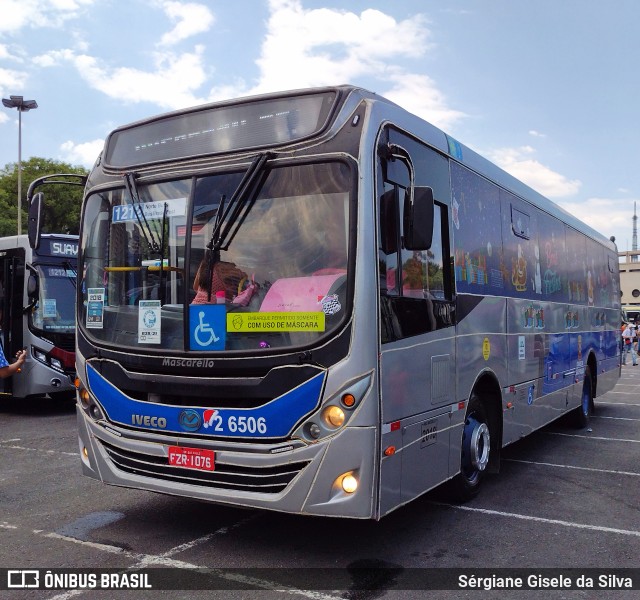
top-left (85, 363), bottom-right (325, 438)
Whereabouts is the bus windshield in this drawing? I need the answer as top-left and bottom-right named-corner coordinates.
top-left (79, 160), bottom-right (353, 353)
top-left (31, 264), bottom-right (77, 335)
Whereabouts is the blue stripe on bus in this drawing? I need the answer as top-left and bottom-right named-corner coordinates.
top-left (86, 363), bottom-right (325, 438)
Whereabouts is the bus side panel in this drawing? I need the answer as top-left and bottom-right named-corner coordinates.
top-left (399, 408), bottom-right (451, 503)
top-left (455, 294), bottom-right (507, 403)
top-left (505, 298), bottom-right (573, 437)
top-left (379, 329), bottom-right (455, 513)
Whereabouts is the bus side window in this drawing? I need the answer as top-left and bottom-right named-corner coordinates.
top-left (379, 185), bottom-right (451, 341)
top-left (398, 197), bottom-right (446, 300)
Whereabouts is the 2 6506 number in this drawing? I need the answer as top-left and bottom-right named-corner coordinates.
top-left (207, 414), bottom-right (268, 435)
top-left (228, 416), bottom-right (267, 434)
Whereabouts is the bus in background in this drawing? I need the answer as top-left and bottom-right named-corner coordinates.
top-left (0, 233), bottom-right (78, 400)
top-left (55, 86), bottom-right (620, 519)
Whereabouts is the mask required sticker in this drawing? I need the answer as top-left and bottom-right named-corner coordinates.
top-left (226, 311), bottom-right (326, 333)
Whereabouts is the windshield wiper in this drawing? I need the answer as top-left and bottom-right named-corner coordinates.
top-left (123, 172), bottom-right (171, 304)
top-left (207, 152), bottom-right (273, 256)
top-left (122, 172), bottom-right (161, 254)
top-left (158, 201), bottom-right (168, 304)
top-left (199, 152), bottom-right (272, 302)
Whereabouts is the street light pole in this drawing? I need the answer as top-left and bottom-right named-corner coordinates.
top-left (2, 95), bottom-right (38, 235)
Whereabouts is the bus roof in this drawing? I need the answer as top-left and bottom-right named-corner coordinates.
top-left (100, 84), bottom-right (615, 252)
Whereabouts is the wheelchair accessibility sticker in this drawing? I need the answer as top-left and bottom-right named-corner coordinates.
top-left (189, 304), bottom-right (226, 350)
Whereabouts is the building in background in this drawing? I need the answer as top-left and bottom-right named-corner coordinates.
top-left (620, 203), bottom-right (640, 320)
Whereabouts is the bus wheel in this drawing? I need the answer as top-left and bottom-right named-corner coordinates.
top-left (573, 365), bottom-right (593, 429)
top-left (451, 394), bottom-right (491, 502)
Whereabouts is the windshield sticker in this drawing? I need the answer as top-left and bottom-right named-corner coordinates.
top-left (86, 288), bottom-right (105, 329)
top-left (43, 299), bottom-right (57, 319)
top-left (46, 267), bottom-right (75, 278)
top-left (319, 294), bottom-right (341, 315)
top-left (227, 312), bottom-right (325, 333)
top-left (138, 300), bottom-right (161, 344)
top-left (189, 304), bottom-right (226, 350)
top-left (112, 197), bottom-right (187, 223)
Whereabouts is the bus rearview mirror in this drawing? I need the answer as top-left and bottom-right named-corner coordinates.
top-left (28, 192), bottom-right (44, 250)
top-left (27, 274), bottom-right (38, 298)
top-left (404, 186), bottom-right (434, 250)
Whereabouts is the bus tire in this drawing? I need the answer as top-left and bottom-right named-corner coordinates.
top-left (573, 365), bottom-right (593, 429)
top-left (450, 393), bottom-right (491, 502)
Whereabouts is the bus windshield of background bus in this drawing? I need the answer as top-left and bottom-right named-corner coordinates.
top-left (31, 265), bottom-right (76, 334)
top-left (79, 161), bottom-right (352, 352)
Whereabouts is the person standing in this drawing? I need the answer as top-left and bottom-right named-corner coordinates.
top-left (622, 323), bottom-right (637, 365)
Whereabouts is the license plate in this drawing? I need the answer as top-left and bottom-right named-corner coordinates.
top-left (168, 446), bottom-right (215, 471)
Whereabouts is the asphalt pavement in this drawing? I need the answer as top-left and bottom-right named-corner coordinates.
top-left (0, 362), bottom-right (639, 600)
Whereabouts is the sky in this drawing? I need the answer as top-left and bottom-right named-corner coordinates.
top-left (1, 0), bottom-right (639, 250)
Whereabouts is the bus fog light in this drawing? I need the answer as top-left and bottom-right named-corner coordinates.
top-left (307, 423), bottom-right (321, 439)
top-left (323, 405), bottom-right (345, 428)
top-left (82, 446), bottom-right (89, 459)
top-left (341, 473), bottom-right (358, 494)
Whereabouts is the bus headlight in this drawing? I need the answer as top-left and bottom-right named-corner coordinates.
top-left (294, 372), bottom-right (373, 443)
top-left (323, 405), bottom-right (345, 428)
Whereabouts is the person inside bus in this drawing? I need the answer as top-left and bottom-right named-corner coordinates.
top-left (0, 347), bottom-right (26, 378)
top-left (191, 255), bottom-right (249, 304)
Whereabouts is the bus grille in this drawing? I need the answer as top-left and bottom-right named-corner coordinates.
top-left (99, 440), bottom-right (309, 494)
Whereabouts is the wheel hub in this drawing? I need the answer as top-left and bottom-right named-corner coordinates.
top-left (462, 415), bottom-right (490, 475)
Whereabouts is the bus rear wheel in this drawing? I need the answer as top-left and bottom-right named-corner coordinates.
top-left (451, 394), bottom-right (491, 502)
top-left (572, 365), bottom-right (594, 428)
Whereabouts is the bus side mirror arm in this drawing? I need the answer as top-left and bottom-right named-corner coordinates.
top-left (26, 173), bottom-right (88, 250)
top-left (383, 143), bottom-right (434, 251)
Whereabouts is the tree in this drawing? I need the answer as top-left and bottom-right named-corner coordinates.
top-left (0, 157), bottom-right (88, 236)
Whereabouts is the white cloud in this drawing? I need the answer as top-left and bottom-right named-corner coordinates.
top-left (25, 0), bottom-right (463, 137)
top-left (158, 1), bottom-right (215, 46)
top-left (528, 130), bottom-right (546, 138)
top-left (80, 48), bottom-right (209, 108)
top-left (0, 66), bottom-right (29, 104)
top-left (37, 46), bottom-right (209, 109)
top-left (384, 71), bottom-right (466, 131)
top-left (250, 1), bottom-right (431, 91)
top-left (0, 0), bottom-right (95, 33)
top-left (227, 0), bottom-right (464, 130)
top-left (490, 145), bottom-right (581, 198)
top-left (60, 138), bottom-right (103, 167)
top-left (558, 197), bottom-right (637, 247)
top-left (32, 48), bottom-right (76, 67)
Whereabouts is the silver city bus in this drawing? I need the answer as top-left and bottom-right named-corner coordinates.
top-left (0, 233), bottom-right (78, 400)
top-left (53, 86), bottom-right (619, 518)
